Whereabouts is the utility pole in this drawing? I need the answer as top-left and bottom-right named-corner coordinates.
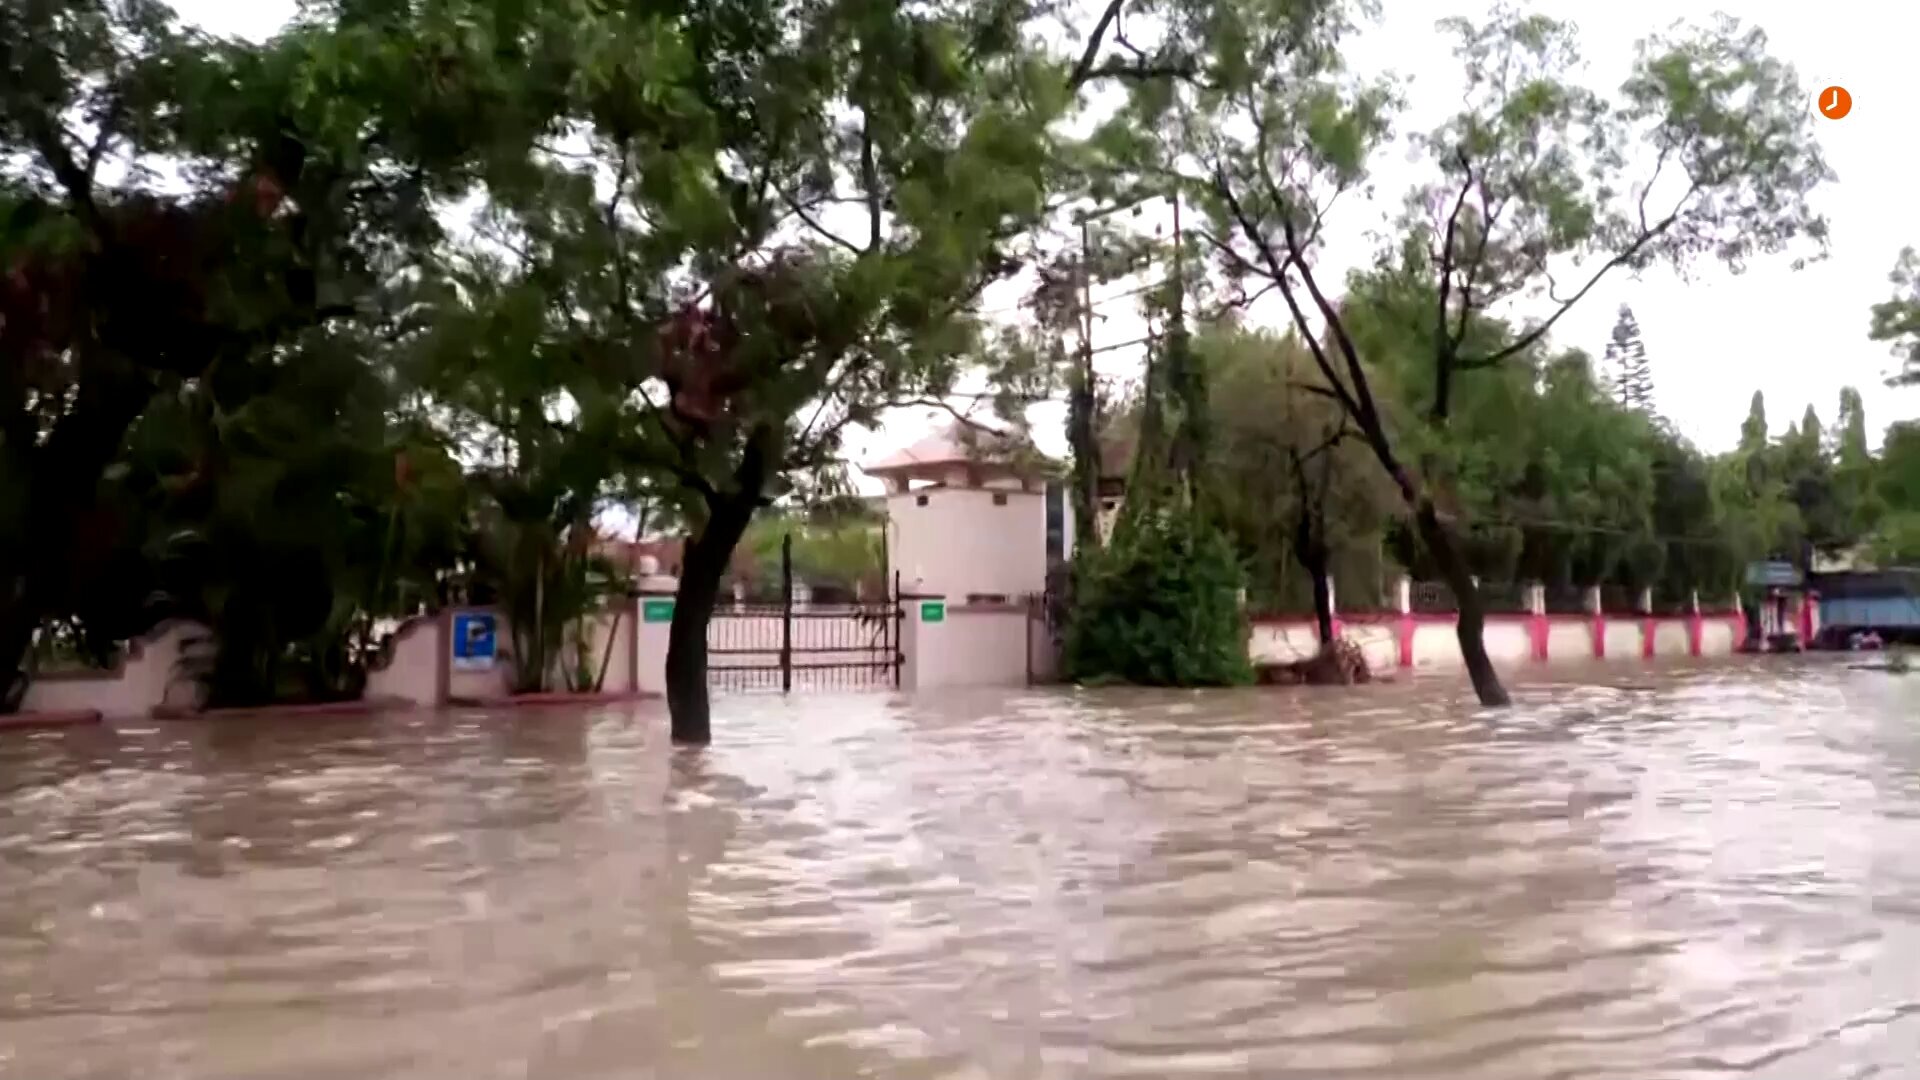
top-left (1070, 191), bottom-right (1182, 549)
top-left (1068, 212), bottom-right (1102, 557)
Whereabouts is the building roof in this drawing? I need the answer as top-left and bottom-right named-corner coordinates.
top-left (864, 420), bottom-right (1052, 480)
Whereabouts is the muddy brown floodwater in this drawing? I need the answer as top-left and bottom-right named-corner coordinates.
top-left (3, 659), bottom-right (1920, 1079)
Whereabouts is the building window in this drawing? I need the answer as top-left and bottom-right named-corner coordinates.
top-left (992, 492), bottom-right (1008, 506)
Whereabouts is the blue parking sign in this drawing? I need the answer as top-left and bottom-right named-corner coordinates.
top-left (451, 611), bottom-right (498, 671)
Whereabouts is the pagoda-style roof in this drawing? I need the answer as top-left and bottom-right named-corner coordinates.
top-left (864, 420), bottom-right (1052, 484)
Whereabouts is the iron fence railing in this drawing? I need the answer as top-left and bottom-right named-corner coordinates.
top-left (1598, 584), bottom-right (1638, 614)
top-left (1543, 585), bottom-right (1588, 615)
top-left (1412, 581), bottom-right (1457, 613)
top-left (706, 535), bottom-right (900, 694)
top-left (1336, 582), bottom-right (1399, 614)
top-left (1650, 592), bottom-right (1693, 616)
top-left (1239, 569), bottom-right (1745, 618)
top-left (1478, 581), bottom-right (1531, 614)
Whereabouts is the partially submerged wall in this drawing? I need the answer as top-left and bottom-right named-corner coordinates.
top-left (21, 620), bottom-right (207, 719)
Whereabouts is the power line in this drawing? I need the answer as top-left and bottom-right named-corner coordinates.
top-left (974, 277), bottom-right (1171, 320)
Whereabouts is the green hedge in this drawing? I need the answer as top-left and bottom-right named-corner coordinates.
top-left (1063, 510), bottom-right (1252, 687)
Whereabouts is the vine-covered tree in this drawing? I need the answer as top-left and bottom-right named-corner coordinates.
top-left (1064, 280), bottom-right (1253, 687)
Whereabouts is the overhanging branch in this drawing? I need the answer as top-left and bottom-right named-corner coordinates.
top-left (777, 187), bottom-right (864, 256)
top-left (1068, 0), bottom-right (1126, 88)
top-left (1459, 180), bottom-right (1701, 369)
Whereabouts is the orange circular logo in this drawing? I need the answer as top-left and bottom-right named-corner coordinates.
top-left (1818, 85), bottom-right (1852, 119)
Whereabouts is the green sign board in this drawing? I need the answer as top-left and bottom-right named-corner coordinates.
top-left (642, 598), bottom-right (675, 623)
top-left (920, 600), bottom-right (946, 623)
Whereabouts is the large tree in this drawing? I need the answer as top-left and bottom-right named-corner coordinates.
top-left (1604, 304), bottom-right (1654, 413)
top-left (1093, 0), bottom-right (1830, 705)
top-left (0, 0), bottom-right (565, 710)
top-left (1868, 421), bottom-right (1920, 566)
top-left (0, 1), bottom-right (427, 708)
top-left (432, 0), bottom-right (1152, 741)
top-left (1204, 323), bottom-right (1394, 641)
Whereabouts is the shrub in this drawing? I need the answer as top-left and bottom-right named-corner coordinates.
top-left (1063, 510), bottom-right (1252, 687)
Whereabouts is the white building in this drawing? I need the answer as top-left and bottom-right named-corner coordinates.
top-left (864, 422), bottom-right (1062, 601)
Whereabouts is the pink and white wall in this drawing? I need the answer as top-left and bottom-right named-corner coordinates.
top-left (1248, 580), bottom-right (1747, 676)
top-left (18, 603), bottom-right (645, 722)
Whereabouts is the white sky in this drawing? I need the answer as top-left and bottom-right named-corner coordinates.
top-left (171, 0), bottom-right (1919, 478)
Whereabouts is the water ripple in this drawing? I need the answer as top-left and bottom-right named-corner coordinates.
top-left (1, 660), bottom-right (1918, 1077)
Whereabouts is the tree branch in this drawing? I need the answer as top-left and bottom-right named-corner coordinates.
top-left (1210, 165), bottom-right (1363, 425)
top-left (1068, 0), bottom-right (1126, 88)
top-left (1277, 207), bottom-right (1386, 431)
top-left (1240, 87), bottom-right (1390, 433)
top-left (1639, 142), bottom-right (1672, 234)
top-left (777, 187), bottom-right (865, 255)
top-left (1229, 278), bottom-right (1279, 309)
top-left (1461, 181), bottom-right (1700, 368)
top-left (1078, 58), bottom-right (1202, 83)
top-left (886, 395), bottom-right (1018, 437)
top-left (1452, 353), bottom-right (1507, 372)
top-left (1299, 423), bottom-right (1361, 463)
top-left (860, 110), bottom-right (882, 252)
top-left (1194, 224), bottom-right (1270, 282)
top-left (26, 114), bottom-right (100, 231)
top-left (603, 138), bottom-right (635, 317)
top-left (797, 350), bottom-right (868, 449)
top-left (1449, 185), bottom-right (1503, 352)
top-left (82, 108), bottom-right (120, 184)
top-left (1432, 153), bottom-right (1473, 422)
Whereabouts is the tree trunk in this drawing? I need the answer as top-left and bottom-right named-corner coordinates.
top-left (1413, 501), bottom-right (1511, 707)
top-left (0, 591), bottom-right (40, 713)
top-left (1308, 555), bottom-right (1334, 647)
top-left (0, 372), bottom-right (155, 713)
top-left (665, 492), bottom-right (756, 744)
top-left (1293, 507), bottom-right (1335, 647)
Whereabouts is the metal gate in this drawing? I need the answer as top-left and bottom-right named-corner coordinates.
top-left (707, 535), bottom-right (902, 693)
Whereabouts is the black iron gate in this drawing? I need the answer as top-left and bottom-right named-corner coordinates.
top-left (707, 534), bottom-right (903, 693)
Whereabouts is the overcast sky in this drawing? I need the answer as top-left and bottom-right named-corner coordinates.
top-left (171, 0), bottom-right (1918, 475)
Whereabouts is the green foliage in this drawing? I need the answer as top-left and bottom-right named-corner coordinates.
top-left (126, 333), bottom-right (471, 705)
top-left (1866, 422), bottom-right (1920, 566)
top-left (1202, 322), bottom-right (1396, 612)
top-left (1080, 0), bottom-right (1828, 708)
top-left (0, 0), bottom-right (524, 707)
top-left (1740, 391), bottom-right (1770, 453)
top-left (1869, 247), bottom-right (1920, 386)
top-left (7, 0), bottom-right (1907, 722)
top-left (1325, 264), bottom-right (1744, 596)
top-left (1604, 306), bottom-right (1654, 412)
top-left (1063, 512), bottom-right (1251, 687)
top-left (741, 511), bottom-right (885, 597)
top-left (1868, 513), bottom-right (1920, 568)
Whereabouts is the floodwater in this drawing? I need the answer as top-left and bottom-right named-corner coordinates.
top-left (3, 660), bottom-right (1920, 1079)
